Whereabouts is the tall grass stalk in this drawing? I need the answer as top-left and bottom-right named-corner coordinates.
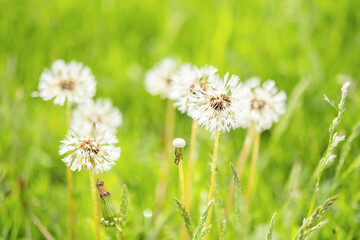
top-left (266, 212), bottom-right (276, 240)
top-left (187, 121), bottom-right (198, 209)
top-left (307, 81), bottom-right (349, 216)
top-left (246, 129), bottom-right (260, 210)
top-left (226, 123), bottom-right (255, 216)
top-left (89, 172), bottom-right (101, 240)
top-left (155, 99), bottom-right (175, 214)
top-left (295, 195), bottom-right (338, 240)
top-left (66, 102), bottom-right (75, 240)
top-left (204, 130), bottom-right (221, 233)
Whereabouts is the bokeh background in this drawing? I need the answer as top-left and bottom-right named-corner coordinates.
top-left (0, 0), bottom-right (359, 239)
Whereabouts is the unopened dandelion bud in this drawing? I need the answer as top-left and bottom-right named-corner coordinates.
top-left (172, 138), bottom-right (186, 165)
top-left (96, 179), bottom-right (120, 224)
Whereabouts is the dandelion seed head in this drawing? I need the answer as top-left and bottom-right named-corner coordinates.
top-left (169, 64), bottom-right (218, 114)
top-left (34, 59), bottom-right (96, 105)
top-left (210, 93), bottom-right (231, 111)
top-left (172, 138), bottom-right (186, 148)
top-left (245, 77), bottom-right (286, 132)
top-left (145, 58), bottom-right (178, 98)
top-left (72, 98), bottom-right (122, 134)
top-left (59, 123), bottom-right (120, 173)
top-left (188, 73), bottom-right (251, 135)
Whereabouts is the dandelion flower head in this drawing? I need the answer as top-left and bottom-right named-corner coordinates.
top-left (34, 59), bottom-right (96, 105)
top-left (188, 73), bottom-right (251, 135)
top-left (145, 57), bottom-right (178, 98)
top-left (72, 98), bottom-right (122, 134)
top-left (245, 77), bottom-right (286, 132)
top-left (169, 64), bottom-right (218, 114)
top-left (59, 123), bottom-right (121, 173)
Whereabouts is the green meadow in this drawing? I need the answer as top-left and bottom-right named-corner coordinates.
top-left (0, 0), bottom-right (359, 239)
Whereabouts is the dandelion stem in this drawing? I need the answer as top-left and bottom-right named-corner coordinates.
top-left (66, 102), bottom-right (75, 240)
top-left (187, 121), bottom-right (198, 209)
top-left (178, 148), bottom-right (188, 239)
top-left (205, 130), bottom-right (221, 231)
top-left (246, 129), bottom-right (260, 210)
top-left (226, 124), bottom-right (255, 216)
top-left (90, 172), bottom-right (101, 240)
top-left (155, 99), bottom-right (175, 214)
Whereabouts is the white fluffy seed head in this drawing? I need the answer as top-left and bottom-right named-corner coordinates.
top-left (169, 64), bottom-right (218, 114)
top-left (145, 57), bottom-right (178, 98)
top-left (33, 59), bottom-right (96, 106)
top-left (172, 138), bottom-right (186, 148)
top-left (188, 73), bottom-right (251, 135)
top-left (59, 122), bottom-right (121, 173)
top-left (72, 98), bottom-right (122, 134)
top-left (245, 77), bottom-right (286, 132)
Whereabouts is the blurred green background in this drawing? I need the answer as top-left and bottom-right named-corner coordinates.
top-left (0, 0), bottom-right (359, 239)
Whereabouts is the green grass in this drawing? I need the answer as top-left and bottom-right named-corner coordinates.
top-left (0, 0), bottom-right (360, 239)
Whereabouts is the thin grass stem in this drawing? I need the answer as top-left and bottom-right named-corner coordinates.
top-left (178, 150), bottom-right (188, 240)
top-left (90, 172), bottom-right (101, 240)
top-left (205, 130), bottom-right (221, 232)
top-left (226, 124), bottom-right (255, 216)
top-left (187, 121), bottom-right (198, 209)
top-left (66, 102), bottom-right (75, 240)
top-left (115, 224), bottom-right (125, 240)
top-left (155, 99), bottom-right (175, 214)
top-left (246, 129), bottom-right (260, 210)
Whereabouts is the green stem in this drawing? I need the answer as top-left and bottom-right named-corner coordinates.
top-left (205, 130), bottom-right (221, 230)
top-left (66, 102), bottom-right (75, 240)
top-left (187, 121), bottom-right (198, 210)
top-left (155, 99), bottom-right (175, 214)
top-left (246, 129), bottom-right (260, 211)
top-left (226, 124), bottom-right (255, 216)
top-left (115, 224), bottom-right (125, 240)
top-left (178, 150), bottom-right (188, 240)
top-left (90, 172), bottom-right (101, 240)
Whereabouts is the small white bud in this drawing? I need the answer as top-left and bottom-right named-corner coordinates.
top-left (104, 220), bottom-right (110, 226)
top-left (172, 138), bottom-right (186, 148)
top-left (110, 221), bottom-right (115, 227)
top-left (100, 218), bottom-right (105, 223)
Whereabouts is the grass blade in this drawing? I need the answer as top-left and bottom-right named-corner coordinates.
top-left (266, 212), bottom-right (276, 240)
top-left (294, 195), bottom-right (338, 240)
top-left (173, 197), bottom-right (193, 237)
top-left (193, 199), bottom-right (215, 240)
top-left (120, 184), bottom-right (128, 228)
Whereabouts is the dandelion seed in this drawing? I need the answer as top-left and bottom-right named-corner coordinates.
top-left (33, 59), bottom-right (96, 105)
top-left (59, 123), bottom-right (120, 173)
top-left (245, 77), bottom-right (286, 132)
top-left (145, 57), bottom-right (178, 98)
top-left (72, 98), bottom-right (122, 134)
top-left (169, 64), bottom-right (218, 114)
top-left (188, 73), bottom-right (250, 135)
